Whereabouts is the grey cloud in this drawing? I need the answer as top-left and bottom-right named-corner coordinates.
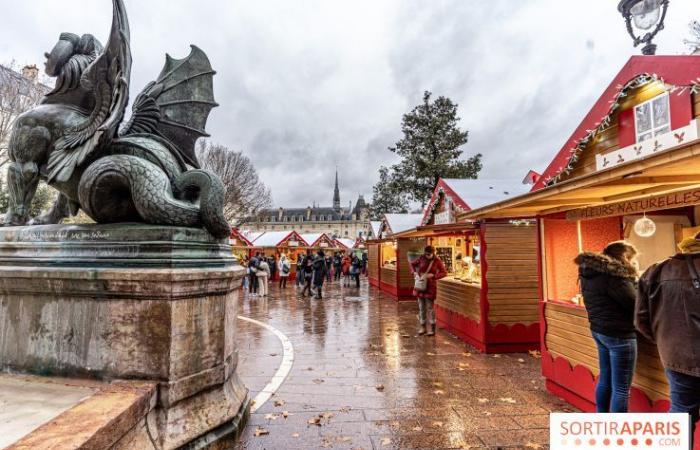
top-left (2, 0), bottom-right (699, 207)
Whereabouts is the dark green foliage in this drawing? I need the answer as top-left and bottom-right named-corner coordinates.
top-left (372, 91), bottom-right (482, 210)
top-left (369, 166), bottom-right (410, 220)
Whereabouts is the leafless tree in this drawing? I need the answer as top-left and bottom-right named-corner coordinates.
top-left (0, 62), bottom-right (50, 167)
top-left (196, 140), bottom-right (272, 225)
top-left (684, 21), bottom-right (700, 55)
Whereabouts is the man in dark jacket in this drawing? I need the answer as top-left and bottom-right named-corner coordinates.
top-left (574, 241), bottom-right (639, 413)
top-left (312, 250), bottom-right (327, 299)
top-left (333, 252), bottom-right (343, 281)
top-left (636, 232), bottom-right (700, 441)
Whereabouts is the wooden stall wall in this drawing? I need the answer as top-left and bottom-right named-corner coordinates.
top-left (368, 242), bottom-right (380, 287)
top-left (436, 280), bottom-right (483, 350)
top-left (482, 222), bottom-right (540, 351)
top-left (543, 302), bottom-right (670, 411)
top-left (395, 238), bottom-right (427, 299)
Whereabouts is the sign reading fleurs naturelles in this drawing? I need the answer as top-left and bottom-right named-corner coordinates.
top-left (566, 187), bottom-right (700, 221)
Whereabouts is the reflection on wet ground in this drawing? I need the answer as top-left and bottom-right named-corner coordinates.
top-left (235, 279), bottom-right (572, 449)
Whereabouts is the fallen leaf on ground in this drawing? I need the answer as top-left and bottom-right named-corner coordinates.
top-left (269, 353), bottom-right (278, 356)
top-left (340, 407), bottom-right (352, 413)
top-left (308, 416), bottom-right (322, 426)
top-left (432, 381), bottom-right (443, 387)
top-left (484, 411), bottom-right (492, 416)
top-left (306, 367), bottom-right (314, 371)
top-left (431, 421), bottom-right (444, 428)
top-left (426, 352), bottom-right (435, 356)
top-left (412, 426), bottom-right (423, 431)
top-left (254, 427), bottom-right (269, 437)
top-left (453, 383), bottom-right (461, 388)
top-left (477, 398), bottom-right (489, 403)
top-left (401, 334), bottom-right (411, 338)
top-left (322, 412), bottom-right (335, 419)
top-left (525, 443), bottom-right (544, 449)
top-left (375, 384), bottom-right (385, 391)
top-left (529, 350), bottom-right (542, 358)
top-left (313, 379), bottom-right (325, 384)
top-left (337, 436), bottom-right (352, 443)
top-left (433, 389), bottom-right (445, 395)
top-left (292, 433), bottom-right (300, 438)
top-left (274, 400), bottom-right (285, 407)
top-left (499, 397), bottom-right (517, 404)
top-left (380, 437), bottom-right (392, 446)
top-left (492, 354), bottom-right (502, 358)
top-left (462, 352), bottom-right (472, 357)
top-left (282, 411), bottom-right (291, 418)
top-left (264, 413), bottom-right (278, 420)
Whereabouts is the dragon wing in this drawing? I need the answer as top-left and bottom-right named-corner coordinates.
top-left (48, 0), bottom-right (131, 183)
top-left (120, 45), bottom-right (218, 169)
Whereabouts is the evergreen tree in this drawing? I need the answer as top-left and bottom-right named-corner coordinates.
top-left (374, 91), bottom-right (482, 208)
top-left (369, 166), bottom-right (409, 219)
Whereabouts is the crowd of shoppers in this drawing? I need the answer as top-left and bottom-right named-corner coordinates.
top-left (568, 233), bottom-right (700, 445)
top-left (241, 249), bottom-right (368, 300)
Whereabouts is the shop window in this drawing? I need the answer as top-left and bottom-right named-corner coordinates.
top-left (634, 93), bottom-right (670, 143)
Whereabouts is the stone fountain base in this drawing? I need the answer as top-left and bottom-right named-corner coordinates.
top-left (0, 224), bottom-right (249, 449)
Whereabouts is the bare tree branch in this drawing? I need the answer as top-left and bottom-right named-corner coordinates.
top-left (196, 140), bottom-right (272, 226)
top-left (0, 62), bottom-right (50, 167)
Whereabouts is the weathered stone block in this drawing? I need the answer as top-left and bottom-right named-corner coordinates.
top-left (0, 224), bottom-right (249, 449)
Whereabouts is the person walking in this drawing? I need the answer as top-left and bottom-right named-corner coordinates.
top-left (248, 253), bottom-right (260, 296)
top-left (278, 254), bottom-right (291, 289)
top-left (300, 251), bottom-right (314, 297)
top-left (574, 241), bottom-right (639, 413)
top-left (256, 256), bottom-right (271, 297)
top-left (341, 253), bottom-right (352, 287)
top-left (268, 255), bottom-right (278, 283)
top-left (325, 254), bottom-right (333, 282)
top-left (295, 254), bottom-right (305, 287)
top-left (410, 246), bottom-right (447, 336)
top-left (361, 251), bottom-right (368, 276)
top-left (312, 250), bottom-right (327, 299)
top-left (333, 252), bottom-right (343, 282)
top-left (350, 255), bottom-right (362, 288)
top-left (636, 232), bottom-right (700, 444)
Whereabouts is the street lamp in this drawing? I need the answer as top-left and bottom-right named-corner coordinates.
top-left (618, 0), bottom-right (670, 55)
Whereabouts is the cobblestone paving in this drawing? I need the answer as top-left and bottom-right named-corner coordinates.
top-left (235, 279), bottom-right (574, 449)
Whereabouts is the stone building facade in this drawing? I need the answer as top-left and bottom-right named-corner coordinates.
top-left (242, 172), bottom-right (371, 238)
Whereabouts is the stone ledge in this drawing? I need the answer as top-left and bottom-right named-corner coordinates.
top-left (5, 375), bottom-right (157, 450)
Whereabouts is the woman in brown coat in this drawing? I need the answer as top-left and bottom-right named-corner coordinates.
top-left (410, 245), bottom-right (447, 336)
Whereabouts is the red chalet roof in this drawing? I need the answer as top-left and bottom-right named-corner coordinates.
top-left (533, 55), bottom-right (700, 191)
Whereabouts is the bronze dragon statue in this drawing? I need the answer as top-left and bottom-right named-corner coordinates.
top-left (4, 0), bottom-right (231, 239)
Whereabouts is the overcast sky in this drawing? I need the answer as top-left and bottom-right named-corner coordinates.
top-left (2, 0), bottom-right (699, 207)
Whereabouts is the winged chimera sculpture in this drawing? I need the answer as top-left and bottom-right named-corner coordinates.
top-left (4, 0), bottom-right (231, 239)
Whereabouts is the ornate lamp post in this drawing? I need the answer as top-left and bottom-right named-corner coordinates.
top-left (618, 0), bottom-right (670, 55)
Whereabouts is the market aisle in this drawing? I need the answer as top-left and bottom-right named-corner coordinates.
top-left (235, 279), bottom-right (573, 450)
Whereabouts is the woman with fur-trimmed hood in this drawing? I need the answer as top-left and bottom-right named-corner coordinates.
top-left (574, 241), bottom-right (639, 413)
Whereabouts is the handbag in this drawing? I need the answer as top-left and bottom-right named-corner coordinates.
top-left (414, 259), bottom-right (435, 292)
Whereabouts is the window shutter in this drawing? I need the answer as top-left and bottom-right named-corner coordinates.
top-left (618, 108), bottom-right (635, 148)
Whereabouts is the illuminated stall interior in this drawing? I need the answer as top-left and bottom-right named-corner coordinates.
top-left (230, 228), bottom-right (254, 261)
top-left (462, 55), bottom-right (700, 415)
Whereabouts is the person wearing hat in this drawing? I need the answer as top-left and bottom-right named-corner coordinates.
top-left (636, 231), bottom-right (700, 445)
top-left (410, 245), bottom-right (447, 336)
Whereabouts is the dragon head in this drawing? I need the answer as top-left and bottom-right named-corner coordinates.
top-left (45, 33), bottom-right (103, 95)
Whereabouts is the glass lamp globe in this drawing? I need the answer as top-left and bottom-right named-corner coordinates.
top-left (634, 216), bottom-right (657, 237)
top-left (630, 0), bottom-right (662, 30)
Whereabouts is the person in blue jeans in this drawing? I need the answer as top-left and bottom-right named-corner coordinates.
top-left (636, 232), bottom-right (700, 446)
top-left (574, 241), bottom-right (639, 412)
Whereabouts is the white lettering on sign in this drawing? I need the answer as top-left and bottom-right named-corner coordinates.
top-left (434, 210), bottom-right (454, 225)
top-left (596, 119), bottom-right (699, 171)
top-left (288, 240), bottom-right (299, 247)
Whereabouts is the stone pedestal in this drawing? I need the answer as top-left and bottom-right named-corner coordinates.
top-left (0, 224), bottom-right (249, 449)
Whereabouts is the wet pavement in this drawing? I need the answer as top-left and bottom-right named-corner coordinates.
top-left (235, 278), bottom-right (573, 449)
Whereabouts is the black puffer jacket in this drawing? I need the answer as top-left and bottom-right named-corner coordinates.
top-left (574, 252), bottom-right (639, 339)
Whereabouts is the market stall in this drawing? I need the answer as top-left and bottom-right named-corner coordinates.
top-left (366, 239), bottom-right (382, 287)
top-left (461, 55), bottom-right (700, 430)
top-left (230, 228), bottom-right (254, 261)
top-left (301, 233), bottom-right (338, 253)
top-left (250, 231), bottom-right (309, 280)
top-left (384, 178), bottom-right (539, 352)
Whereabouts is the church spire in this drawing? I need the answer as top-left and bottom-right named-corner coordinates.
top-left (333, 169), bottom-right (341, 211)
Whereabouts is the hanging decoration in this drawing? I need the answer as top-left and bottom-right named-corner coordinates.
top-left (544, 74), bottom-right (700, 187)
top-left (422, 188), bottom-right (467, 226)
top-left (634, 213), bottom-right (657, 237)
